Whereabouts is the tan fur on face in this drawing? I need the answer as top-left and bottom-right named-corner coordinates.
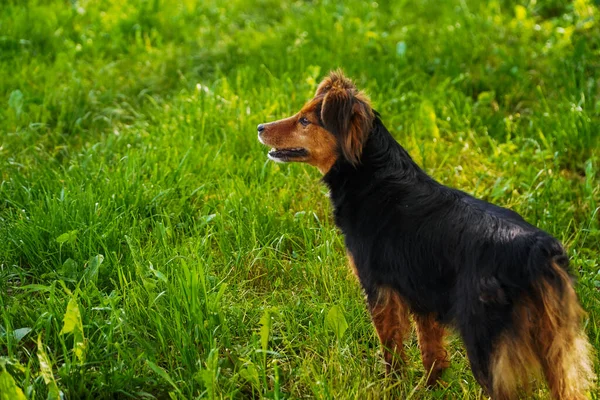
top-left (490, 262), bottom-right (595, 400)
top-left (259, 70), bottom-right (374, 173)
top-left (259, 99), bottom-right (338, 174)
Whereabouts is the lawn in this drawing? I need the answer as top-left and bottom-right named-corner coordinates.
top-left (1, 0), bottom-right (599, 398)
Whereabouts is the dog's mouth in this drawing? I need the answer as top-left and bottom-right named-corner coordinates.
top-left (267, 147), bottom-right (308, 162)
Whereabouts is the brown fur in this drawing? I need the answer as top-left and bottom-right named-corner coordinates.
top-left (258, 71), bottom-right (374, 173)
top-left (349, 255), bottom-right (449, 381)
top-left (260, 71), bottom-right (374, 174)
top-left (319, 71), bottom-right (373, 166)
top-left (258, 98), bottom-right (338, 174)
top-left (490, 262), bottom-right (595, 399)
top-left (370, 287), bottom-right (411, 373)
top-left (414, 314), bottom-right (450, 386)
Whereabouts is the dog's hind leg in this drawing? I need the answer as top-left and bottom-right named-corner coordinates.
top-left (461, 327), bottom-right (498, 397)
top-left (459, 304), bottom-right (521, 399)
top-left (368, 286), bottom-right (411, 374)
top-left (414, 314), bottom-right (450, 386)
top-left (533, 263), bottom-right (594, 400)
top-left (486, 263), bottom-right (594, 400)
top-left (488, 328), bottom-right (540, 400)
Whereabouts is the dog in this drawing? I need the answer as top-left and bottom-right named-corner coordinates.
top-left (257, 70), bottom-right (594, 399)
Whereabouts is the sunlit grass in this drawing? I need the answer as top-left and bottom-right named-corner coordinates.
top-left (1, 0), bottom-right (599, 398)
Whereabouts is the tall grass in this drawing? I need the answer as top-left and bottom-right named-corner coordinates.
top-left (1, 0), bottom-right (599, 398)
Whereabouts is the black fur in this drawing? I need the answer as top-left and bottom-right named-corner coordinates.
top-left (322, 113), bottom-right (569, 389)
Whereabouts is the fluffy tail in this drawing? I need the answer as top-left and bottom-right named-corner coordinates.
top-left (491, 260), bottom-right (595, 399)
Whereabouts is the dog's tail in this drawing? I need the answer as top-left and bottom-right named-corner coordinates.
top-left (491, 257), bottom-right (595, 399)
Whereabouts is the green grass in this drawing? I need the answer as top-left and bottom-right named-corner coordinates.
top-left (1, 0), bottom-right (599, 398)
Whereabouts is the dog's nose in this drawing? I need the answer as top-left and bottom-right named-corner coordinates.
top-left (257, 124), bottom-right (265, 133)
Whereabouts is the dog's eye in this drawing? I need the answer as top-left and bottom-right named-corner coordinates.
top-left (299, 117), bottom-right (310, 126)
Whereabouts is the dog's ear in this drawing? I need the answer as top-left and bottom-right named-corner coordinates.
top-left (320, 72), bottom-right (373, 166)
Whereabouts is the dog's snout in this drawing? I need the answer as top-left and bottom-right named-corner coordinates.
top-left (257, 124), bottom-right (265, 133)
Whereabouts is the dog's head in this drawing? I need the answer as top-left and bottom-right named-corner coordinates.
top-left (257, 70), bottom-right (374, 174)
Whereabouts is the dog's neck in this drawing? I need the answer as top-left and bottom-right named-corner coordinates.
top-left (323, 116), bottom-right (431, 192)
top-left (322, 115), bottom-right (437, 237)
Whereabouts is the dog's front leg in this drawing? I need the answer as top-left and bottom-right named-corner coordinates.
top-left (414, 314), bottom-right (450, 386)
top-left (368, 286), bottom-right (411, 374)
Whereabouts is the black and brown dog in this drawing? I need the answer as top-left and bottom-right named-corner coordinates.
top-left (257, 71), bottom-right (594, 399)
